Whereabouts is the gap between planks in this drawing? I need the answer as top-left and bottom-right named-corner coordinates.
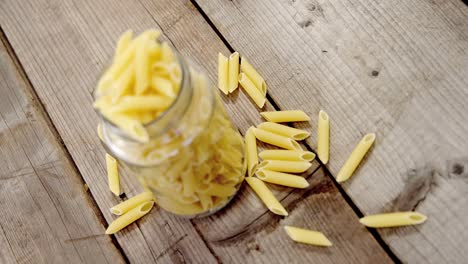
top-left (0, 26), bottom-right (131, 264)
top-left (188, 0), bottom-right (401, 262)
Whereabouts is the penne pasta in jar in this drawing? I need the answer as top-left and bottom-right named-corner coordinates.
top-left (95, 30), bottom-right (245, 218)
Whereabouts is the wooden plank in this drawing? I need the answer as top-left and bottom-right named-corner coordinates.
top-left (0, 34), bottom-right (124, 263)
top-left (0, 0), bottom-right (391, 262)
top-left (193, 0), bottom-right (468, 262)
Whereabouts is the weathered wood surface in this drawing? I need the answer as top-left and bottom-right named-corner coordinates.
top-left (0, 33), bottom-right (124, 263)
top-left (194, 0), bottom-right (468, 263)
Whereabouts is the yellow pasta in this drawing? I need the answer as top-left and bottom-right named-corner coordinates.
top-left (245, 177), bottom-right (287, 216)
top-left (256, 170), bottom-right (309, 188)
top-left (260, 110), bottom-right (310, 123)
top-left (228, 52), bottom-right (240, 93)
top-left (135, 36), bottom-right (150, 94)
top-left (252, 127), bottom-right (301, 150)
top-left (97, 124), bottom-right (104, 141)
top-left (257, 160), bottom-right (311, 173)
top-left (257, 122), bottom-right (310, 141)
top-left (111, 62), bottom-right (135, 100)
top-left (151, 76), bottom-right (176, 98)
top-left (284, 226), bottom-right (332, 247)
top-left (240, 57), bottom-right (266, 95)
top-left (108, 95), bottom-right (172, 113)
top-left (105, 201), bottom-right (154, 234)
top-left (258, 150), bottom-right (315, 162)
top-left (157, 196), bottom-right (205, 216)
top-left (110, 191), bottom-right (154, 215)
top-left (336, 133), bottom-right (376, 183)
top-left (160, 42), bottom-right (174, 62)
top-left (245, 127), bottom-right (258, 177)
top-left (197, 183), bottom-right (237, 198)
top-left (115, 30), bottom-right (133, 59)
top-left (317, 110), bottom-right (330, 164)
top-left (217, 53), bottom-right (229, 94)
top-left (238, 73), bottom-right (266, 108)
top-left (104, 112), bottom-right (149, 142)
top-left (359, 212), bottom-right (427, 228)
top-left (106, 154), bottom-right (120, 196)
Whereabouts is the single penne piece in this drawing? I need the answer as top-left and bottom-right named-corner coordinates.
top-left (238, 73), bottom-right (266, 108)
top-left (245, 177), bottom-right (287, 216)
top-left (256, 170), bottom-right (309, 188)
top-left (260, 110), bottom-right (310, 123)
top-left (104, 112), bottom-right (149, 142)
top-left (284, 226), bottom-right (332, 247)
top-left (259, 150), bottom-right (315, 162)
top-left (240, 57), bottom-right (266, 95)
top-left (336, 133), bottom-right (376, 183)
top-left (151, 76), bottom-right (175, 98)
top-left (198, 194), bottom-right (214, 211)
top-left (317, 110), bottom-right (330, 164)
top-left (106, 153), bottom-right (120, 196)
top-left (110, 191), bottom-right (154, 215)
top-left (257, 122), bottom-right (310, 141)
top-left (105, 37), bottom-right (138, 81)
top-left (115, 30), bottom-right (133, 59)
top-left (135, 37), bottom-right (150, 94)
top-left (217, 53), bottom-right (229, 94)
top-left (257, 160), bottom-right (311, 173)
top-left (245, 127), bottom-right (258, 177)
top-left (359, 212), bottom-right (427, 228)
top-left (109, 95), bottom-right (172, 113)
top-left (228, 52), bottom-right (240, 93)
top-left (111, 62), bottom-right (135, 100)
top-left (253, 127), bottom-right (301, 150)
top-left (105, 201), bottom-right (154, 234)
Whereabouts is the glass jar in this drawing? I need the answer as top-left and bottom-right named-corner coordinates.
top-left (97, 55), bottom-right (246, 218)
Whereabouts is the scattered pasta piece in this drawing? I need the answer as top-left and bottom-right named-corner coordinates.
top-left (105, 201), bottom-right (154, 234)
top-left (259, 150), bottom-right (315, 162)
top-left (284, 226), bottom-right (332, 247)
top-left (245, 127), bottom-right (258, 177)
top-left (217, 52), bottom-right (229, 94)
top-left (228, 52), bottom-right (240, 93)
top-left (258, 122), bottom-right (310, 141)
top-left (359, 212), bottom-right (427, 228)
top-left (260, 110), bottom-right (310, 123)
top-left (317, 110), bottom-right (330, 164)
top-left (336, 133), bottom-right (376, 183)
top-left (257, 160), bottom-right (311, 173)
top-left (253, 127), bottom-right (301, 150)
top-left (246, 177), bottom-right (288, 216)
top-left (256, 170), bottom-right (309, 188)
top-left (106, 154), bottom-right (120, 196)
top-left (238, 73), bottom-right (266, 108)
top-left (240, 57), bottom-right (267, 95)
top-left (110, 192), bottom-right (155, 215)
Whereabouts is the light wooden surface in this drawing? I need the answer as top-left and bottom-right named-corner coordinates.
top-left (1, 0), bottom-right (467, 262)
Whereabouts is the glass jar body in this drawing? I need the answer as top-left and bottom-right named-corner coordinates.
top-left (99, 58), bottom-right (245, 218)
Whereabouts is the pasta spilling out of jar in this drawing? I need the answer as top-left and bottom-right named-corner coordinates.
top-left (95, 30), bottom-right (245, 217)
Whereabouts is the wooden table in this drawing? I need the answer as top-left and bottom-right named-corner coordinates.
top-left (1, 0), bottom-right (467, 263)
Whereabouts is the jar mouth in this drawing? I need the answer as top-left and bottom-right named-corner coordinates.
top-left (94, 46), bottom-right (192, 142)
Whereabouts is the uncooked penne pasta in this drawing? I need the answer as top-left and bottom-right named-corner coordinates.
top-left (256, 170), bottom-right (309, 188)
top-left (228, 52), bottom-right (240, 93)
top-left (135, 36), bottom-right (150, 94)
top-left (109, 95), bottom-right (172, 113)
top-left (110, 191), bottom-right (154, 215)
top-left (245, 127), bottom-right (258, 177)
top-left (257, 160), bottom-right (311, 173)
top-left (240, 57), bottom-right (266, 96)
top-left (105, 201), bottom-right (154, 234)
top-left (257, 122), bottom-right (310, 141)
top-left (217, 53), bottom-right (229, 94)
top-left (253, 127), bottom-right (301, 150)
top-left (259, 150), bottom-right (315, 162)
top-left (104, 112), bottom-right (149, 142)
top-left (284, 226), bottom-right (332, 247)
top-left (260, 110), bottom-right (310, 123)
top-left (359, 212), bottom-right (427, 228)
top-left (317, 110), bottom-right (330, 164)
top-left (336, 133), bottom-right (376, 183)
top-left (151, 76), bottom-right (175, 98)
top-left (238, 73), bottom-right (266, 108)
top-left (106, 154), bottom-right (120, 196)
top-left (245, 177), bottom-right (287, 216)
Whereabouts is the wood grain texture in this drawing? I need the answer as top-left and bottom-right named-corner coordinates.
top-left (0, 34), bottom-right (123, 263)
top-left (194, 0), bottom-right (468, 262)
top-left (1, 0), bottom-right (388, 263)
